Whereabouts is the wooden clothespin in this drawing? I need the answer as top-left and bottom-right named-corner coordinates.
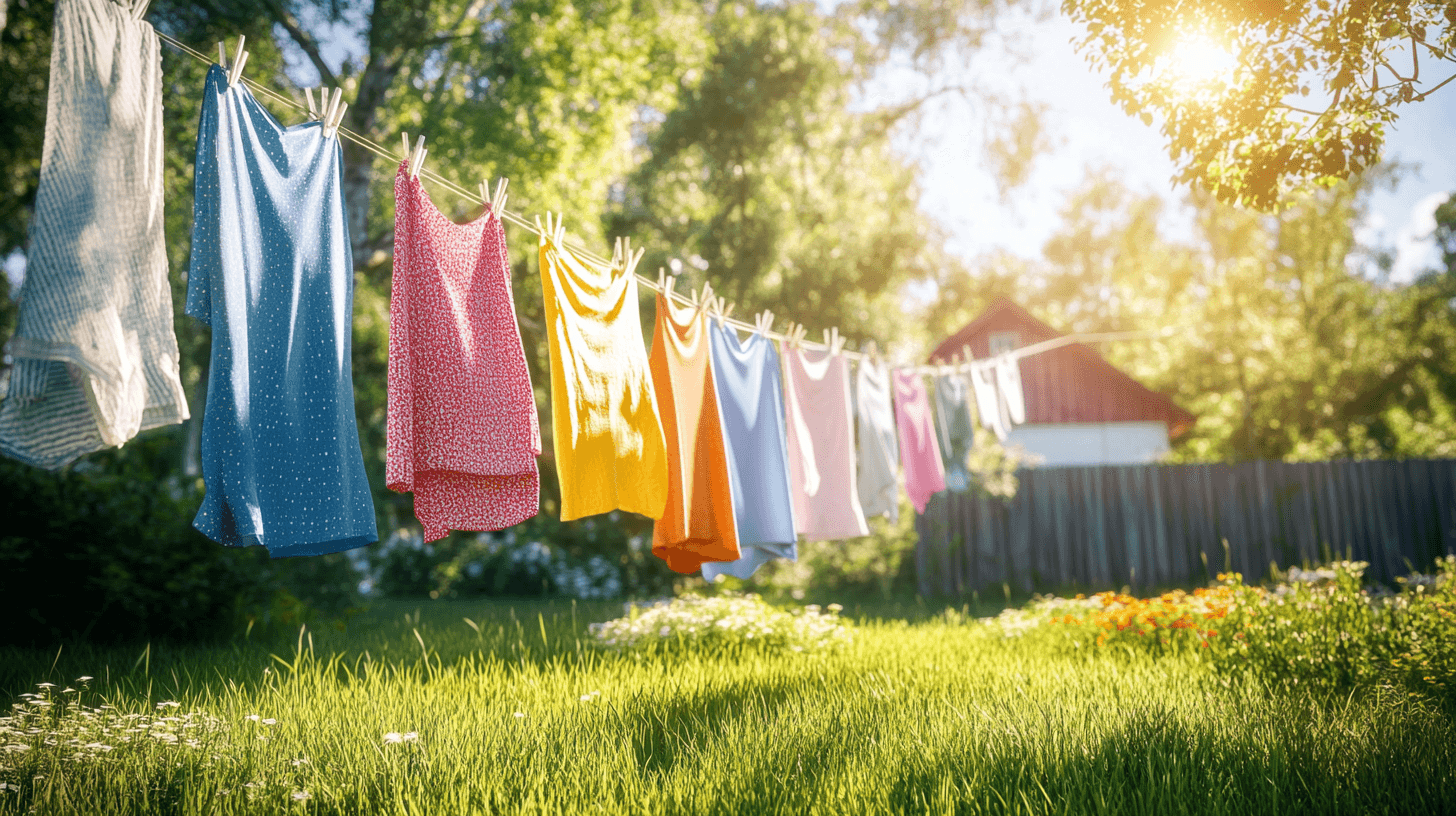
top-left (754, 310), bottom-right (774, 336)
top-left (864, 339), bottom-right (880, 362)
top-left (217, 37), bottom-right (250, 88)
top-left (694, 281), bottom-right (715, 317)
top-left (305, 87), bottom-right (318, 120)
top-left (713, 296), bottom-right (735, 329)
top-left (320, 88), bottom-right (346, 138)
top-left (823, 327), bottom-right (845, 356)
top-left (536, 211), bottom-right (565, 247)
top-left (131, 0), bottom-right (152, 20)
top-left (479, 178), bottom-right (508, 221)
top-left (655, 267), bottom-right (677, 298)
top-left (607, 237), bottom-right (643, 278)
top-left (407, 135), bottom-right (427, 179)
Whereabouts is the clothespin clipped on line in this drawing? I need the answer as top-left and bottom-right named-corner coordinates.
top-left (692, 281), bottom-right (715, 317)
top-left (610, 237), bottom-right (644, 279)
top-left (130, 0), bottom-right (152, 20)
top-left (399, 133), bottom-right (427, 179)
top-left (306, 87), bottom-right (347, 137)
top-left (864, 338), bottom-right (880, 362)
top-left (823, 327), bottom-right (845, 356)
top-left (755, 310), bottom-right (774, 337)
top-left (656, 267), bottom-right (677, 297)
top-left (713, 296), bottom-right (735, 330)
top-left (784, 322), bottom-right (807, 347)
top-left (535, 211), bottom-right (567, 247)
top-left (479, 178), bottom-right (509, 222)
top-left (217, 37), bottom-right (250, 88)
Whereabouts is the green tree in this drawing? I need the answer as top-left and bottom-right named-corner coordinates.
top-left (1063, 0), bottom-right (1456, 209)
top-left (1020, 170), bottom-right (1456, 461)
top-left (610, 0), bottom-right (999, 354)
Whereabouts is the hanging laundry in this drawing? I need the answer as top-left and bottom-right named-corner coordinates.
top-left (646, 296), bottom-right (740, 573)
top-left (0, 0), bottom-right (188, 469)
top-left (185, 64), bottom-right (376, 557)
top-left (702, 322), bottom-right (797, 580)
top-left (537, 231), bottom-right (668, 522)
top-left (996, 353), bottom-right (1027, 426)
top-left (893, 369), bottom-right (946, 515)
top-left (969, 360), bottom-right (1009, 442)
top-left (933, 371), bottom-right (975, 493)
top-left (782, 343), bottom-right (869, 540)
top-left (386, 167), bottom-right (541, 542)
top-left (854, 359), bottom-right (900, 522)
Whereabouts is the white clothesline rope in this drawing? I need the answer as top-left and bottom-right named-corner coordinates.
top-left (153, 30), bottom-right (1164, 374)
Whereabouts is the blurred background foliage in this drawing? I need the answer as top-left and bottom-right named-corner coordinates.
top-left (0, 0), bottom-right (1453, 644)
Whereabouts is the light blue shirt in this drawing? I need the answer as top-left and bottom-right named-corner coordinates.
top-left (702, 323), bottom-right (797, 580)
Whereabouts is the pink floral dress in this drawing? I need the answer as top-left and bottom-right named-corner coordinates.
top-left (386, 165), bottom-right (540, 540)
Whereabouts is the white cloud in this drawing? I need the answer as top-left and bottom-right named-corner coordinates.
top-left (1390, 191), bottom-right (1450, 283)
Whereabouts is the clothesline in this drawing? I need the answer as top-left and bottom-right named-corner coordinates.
top-left (153, 30), bottom-right (1165, 371)
top-left (153, 31), bottom-right (854, 357)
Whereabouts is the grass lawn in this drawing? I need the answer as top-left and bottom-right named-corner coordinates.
top-left (1, 597), bottom-right (1452, 815)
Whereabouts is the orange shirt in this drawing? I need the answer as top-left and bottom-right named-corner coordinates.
top-left (537, 233), bottom-right (668, 521)
top-left (649, 294), bottom-right (740, 572)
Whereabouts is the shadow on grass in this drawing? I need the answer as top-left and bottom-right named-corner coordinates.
top-left (882, 698), bottom-right (1455, 816)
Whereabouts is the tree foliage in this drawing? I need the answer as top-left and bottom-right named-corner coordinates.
top-left (931, 169), bottom-right (1456, 461)
top-left (1063, 0), bottom-right (1456, 209)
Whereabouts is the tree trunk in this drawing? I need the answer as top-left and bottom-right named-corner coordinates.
top-left (340, 46), bottom-right (404, 269)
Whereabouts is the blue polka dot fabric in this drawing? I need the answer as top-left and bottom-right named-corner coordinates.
top-left (185, 65), bottom-right (377, 558)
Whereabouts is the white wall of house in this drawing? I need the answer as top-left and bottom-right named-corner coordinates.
top-left (1006, 421), bottom-right (1171, 467)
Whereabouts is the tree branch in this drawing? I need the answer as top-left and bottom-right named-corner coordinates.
top-left (258, 0), bottom-right (338, 86)
top-left (1412, 71), bottom-right (1456, 101)
top-left (863, 83), bottom-right (973, 137)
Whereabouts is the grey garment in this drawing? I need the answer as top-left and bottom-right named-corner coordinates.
top-left (995, 354), bottom-right (1026, 426)
top-left (970, 361), bottom-right (1008, 442)
top-left (0, 0), bottom-right (187, 469)
top-left (933, 372), bottom-right (975, 492)
top-left (855, 359), bottom-right (900, 522)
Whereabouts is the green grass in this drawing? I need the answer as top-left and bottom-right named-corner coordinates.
top-left (1, 599), bottom-right (1452, 815)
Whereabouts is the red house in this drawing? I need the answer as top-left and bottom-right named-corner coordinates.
top-left (929, 298), bottom-right (1193, 466)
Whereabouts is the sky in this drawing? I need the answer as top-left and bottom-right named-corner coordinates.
top-left (868, 8), bottom-right (1456, 284)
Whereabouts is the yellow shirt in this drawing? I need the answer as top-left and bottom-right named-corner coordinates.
top-left (538, 232), bottom-right (668, 521)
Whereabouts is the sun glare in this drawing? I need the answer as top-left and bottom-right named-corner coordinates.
top-left (1162, 34), bottom-right (1236, 88)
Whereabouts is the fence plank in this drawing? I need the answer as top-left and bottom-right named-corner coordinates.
top-left (917, 459), bottom-right (1456, 598)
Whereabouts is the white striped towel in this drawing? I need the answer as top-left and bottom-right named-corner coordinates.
top-left (0, 0), bottom-right (188, 470)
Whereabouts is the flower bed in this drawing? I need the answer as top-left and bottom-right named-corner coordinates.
top-left (987, 557), bottom-right (1456, 698)
top-left (588, 593), bottom-right (852, 654)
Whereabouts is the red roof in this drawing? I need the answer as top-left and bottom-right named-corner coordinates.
top-left (928, 298), bottom-right (1194, 438)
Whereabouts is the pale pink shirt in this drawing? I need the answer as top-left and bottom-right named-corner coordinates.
top-left (893, 369), bottom-right (946, 514)
top-left (781, 343), bottom-right (869, 540)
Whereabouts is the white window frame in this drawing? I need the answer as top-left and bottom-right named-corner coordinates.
top-left (988, 331), bottom-right (1020, 357)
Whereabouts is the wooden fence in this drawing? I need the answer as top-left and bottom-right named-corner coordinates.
top-left (914, 459), bottom-right (1456, 598)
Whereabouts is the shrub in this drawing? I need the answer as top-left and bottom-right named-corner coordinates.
top-left (368, 511), bottom-right (676, 600)
top-left (0, 442), bottom-right (360, 646)
top-left (1211, 559), bottom-right (1456, 697)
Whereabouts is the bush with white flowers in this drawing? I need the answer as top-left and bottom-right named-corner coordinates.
top-left (588, 593), bottom-right (851, 653)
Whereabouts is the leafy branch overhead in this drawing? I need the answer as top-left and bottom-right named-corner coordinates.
top-left (1063, 0), bottom-right (1456, 209)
